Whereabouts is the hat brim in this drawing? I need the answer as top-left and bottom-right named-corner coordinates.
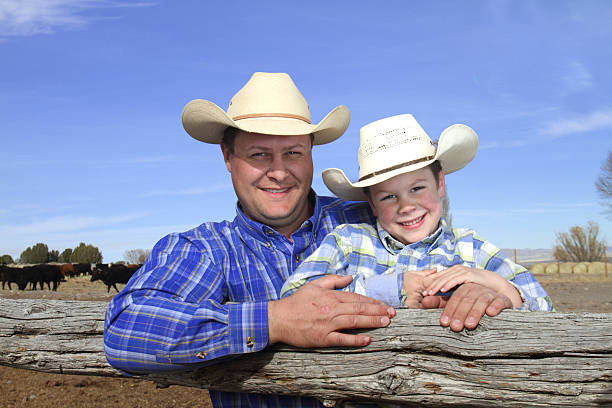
top-left (323, 123), bottom-right (478, 201)
top-left (181, 100), bottom-right (350, 145)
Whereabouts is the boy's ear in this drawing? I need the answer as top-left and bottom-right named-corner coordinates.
top-left (365, 190), bottom-right (378, 217)
top-left (438, 171), bottom-right (446, 198)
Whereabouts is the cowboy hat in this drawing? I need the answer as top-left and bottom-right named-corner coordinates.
top-left (181, 72), bottom-right (350, 145)
top-left (323, 114), bottom-right (478, 201)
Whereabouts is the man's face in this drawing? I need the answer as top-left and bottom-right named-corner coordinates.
top-left (221, 131), bottom-right (314, 237)
top-left (367, 166), bottom-right (445, 245)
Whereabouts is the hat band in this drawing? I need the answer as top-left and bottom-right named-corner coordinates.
top-left (359, 155), bottom-right (435, 182)
top-left (232, 113), bottom-right (312, 124)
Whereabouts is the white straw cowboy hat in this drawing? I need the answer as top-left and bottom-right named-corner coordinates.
top-left (181, 72), bottom-right (350, 145)
top-left (323, 114), bottom-right (478, 201)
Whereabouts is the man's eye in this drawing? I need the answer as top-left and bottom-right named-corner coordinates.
top-left (287, 151), bottom-right (303, 157)
top-left (251, 152), bottom-right (268, 159)
top-left (411, 186), bottom-right (425, 193)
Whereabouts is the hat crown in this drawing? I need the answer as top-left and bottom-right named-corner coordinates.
top-left (181, 72), bottom-right (350, 145)
top-left (357, 114), bottom-right (435, 179)
top-left (226, 72), bottom-right (312, 122)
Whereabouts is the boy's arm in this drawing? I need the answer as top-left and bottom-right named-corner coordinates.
top-left (280, 230), bottom-right (352, 297)
top-left (472, 238), bottom-right (554, 311)
top-left (281, 225), bottom-right (405, 307)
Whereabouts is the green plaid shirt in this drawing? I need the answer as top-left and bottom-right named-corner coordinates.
top-left (281, 219), bottom-right (553, 311)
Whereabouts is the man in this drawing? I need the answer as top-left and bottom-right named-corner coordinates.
top-left (104, 72), bottom-right (513, 407)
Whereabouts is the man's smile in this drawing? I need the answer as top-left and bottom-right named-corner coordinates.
top-left (260, 186), bottom-right (293, 195)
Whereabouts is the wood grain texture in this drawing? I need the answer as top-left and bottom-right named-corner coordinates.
top-left (1, 298), bottom-right (611, 407)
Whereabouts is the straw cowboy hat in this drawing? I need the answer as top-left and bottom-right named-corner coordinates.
top-left (323, 114), bottom-right (478, 201)
top-left (181, 72), bottom-right (350, 145)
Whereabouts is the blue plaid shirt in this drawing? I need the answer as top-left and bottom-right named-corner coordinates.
top-left (104, 192), bottom-right (375, 408)
top-left (281, 220), bottom-right (553, 312)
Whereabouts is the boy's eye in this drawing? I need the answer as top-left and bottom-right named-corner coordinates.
top-left (381, 194), bottom-right (396, 201)
top-left (411, 186), bottom-right (425, 193)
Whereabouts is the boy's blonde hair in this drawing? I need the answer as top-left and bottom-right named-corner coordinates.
top-left (362, 160), bottom-right (443, 198)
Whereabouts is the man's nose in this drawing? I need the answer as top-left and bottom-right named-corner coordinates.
top-left (266, 155), bottom-right (289, 181)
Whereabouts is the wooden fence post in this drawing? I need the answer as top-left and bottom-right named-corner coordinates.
top-left (1, 299), bottom-right (612, 407)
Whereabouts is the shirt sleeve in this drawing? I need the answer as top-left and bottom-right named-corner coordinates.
top-left (280, 230), bottom-right (350, 297)
top-left (280, 226), bottom-right (404, 307)
top-left (473, 236), bottom-right (554, 311)
top-left (103, 232), bottom-right (268, 374)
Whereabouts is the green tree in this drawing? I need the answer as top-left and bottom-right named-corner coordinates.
top-left (596, 151), bottom-right (612, 218)
top-left (20, 243), bottom-right (50, 263)
top-left (48, 249), bottom-right (59, 262)
top-left (0, 254), bottom-right (14, 264)
top-left (70, 242), bottom-right (103, 263)
top-left (59, 248), bottom-right (73, 263)
top-left (553, 221), bottom-right (606, 262)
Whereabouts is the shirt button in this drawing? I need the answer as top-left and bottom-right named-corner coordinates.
top-left (266, 241), bottom-right (271, 247)
top-left (195, 351), bottom-right (207, 359)
top-left (264, 228), bottom-right (274, 236)
top-left (295, 254), bottom-right (299, 263)
top-left (246, 336), bottom-right (254, 348)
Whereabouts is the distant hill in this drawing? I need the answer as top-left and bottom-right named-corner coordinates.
top-left (501, 248), bottom-right (554, 264)
top-left (501, 247), bottom-right (612, 267)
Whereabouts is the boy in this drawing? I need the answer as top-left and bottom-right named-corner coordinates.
top-left (280, 114), bottom-right (553, 312)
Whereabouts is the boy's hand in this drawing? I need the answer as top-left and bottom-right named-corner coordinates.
top-left (422, 265), bottom-right (522, 308)
top-left (422, 283), bottom-right (513, 332)
top-left (402, 268), bottom-right (437, 308)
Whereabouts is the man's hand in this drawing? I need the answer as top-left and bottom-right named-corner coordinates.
top-left (421, 282), bottom-right (513, 332)
top-left (268, 275), bottom-right (395, 348)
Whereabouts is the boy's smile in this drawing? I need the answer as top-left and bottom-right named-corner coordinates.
top-left (367, 166), bottom-right (446, 245)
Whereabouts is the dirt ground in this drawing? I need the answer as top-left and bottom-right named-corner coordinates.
top-left (1, 275), bottom-right (611, 408)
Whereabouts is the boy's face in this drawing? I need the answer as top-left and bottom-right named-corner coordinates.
top-left (367, 166), bottom-right (445, 245)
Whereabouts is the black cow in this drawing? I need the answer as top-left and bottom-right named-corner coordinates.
top-left (21, 264), bottom-right (64, 291)
top-left (38, 264), bottom-right (64, 290)
top-left (91, 264), bottom-right (139, 293)
top-left (1, 265), bottom-right (29, 290)
top-left (74, 263), bottom-right (92, 276)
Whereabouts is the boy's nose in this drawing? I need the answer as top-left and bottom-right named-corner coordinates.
top-left (398, 197), bottom-right (416, 213)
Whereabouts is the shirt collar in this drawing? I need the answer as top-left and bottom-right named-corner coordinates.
top-left (377, 217), bottom-right (450, 254)
top-left (233, 190), bottom-right (319, 242)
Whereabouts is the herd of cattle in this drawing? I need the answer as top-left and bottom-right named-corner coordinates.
top-left (0, 263), bottom-right (143, 293)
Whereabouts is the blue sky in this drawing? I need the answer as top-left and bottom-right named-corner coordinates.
top-left (1, 0), bottom-right (611, 262)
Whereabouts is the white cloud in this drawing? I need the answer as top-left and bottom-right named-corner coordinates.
top-left (0, 0), bottom-right (156, 37)
top-left (0, 212), bottom-right (147, 236)
top-left (561, 61), bottom-right (593, 93)
top-left (540, 108), bottom-right (612, 137)
top-left (140, 183), bottom-right (233, 198)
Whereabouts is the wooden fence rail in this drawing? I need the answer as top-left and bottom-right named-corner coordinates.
top-left (1, 298), bottom-right (611, 407)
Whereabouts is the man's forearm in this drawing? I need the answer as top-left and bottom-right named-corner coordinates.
top-left (104, 292), bottom-right (269, 372)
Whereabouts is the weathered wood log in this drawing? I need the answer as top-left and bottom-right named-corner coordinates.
top-left (1, 298), bottom-right (611, 407)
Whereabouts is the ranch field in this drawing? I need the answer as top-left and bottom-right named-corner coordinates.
top-left (1, 274), bottom-right (612, 408)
